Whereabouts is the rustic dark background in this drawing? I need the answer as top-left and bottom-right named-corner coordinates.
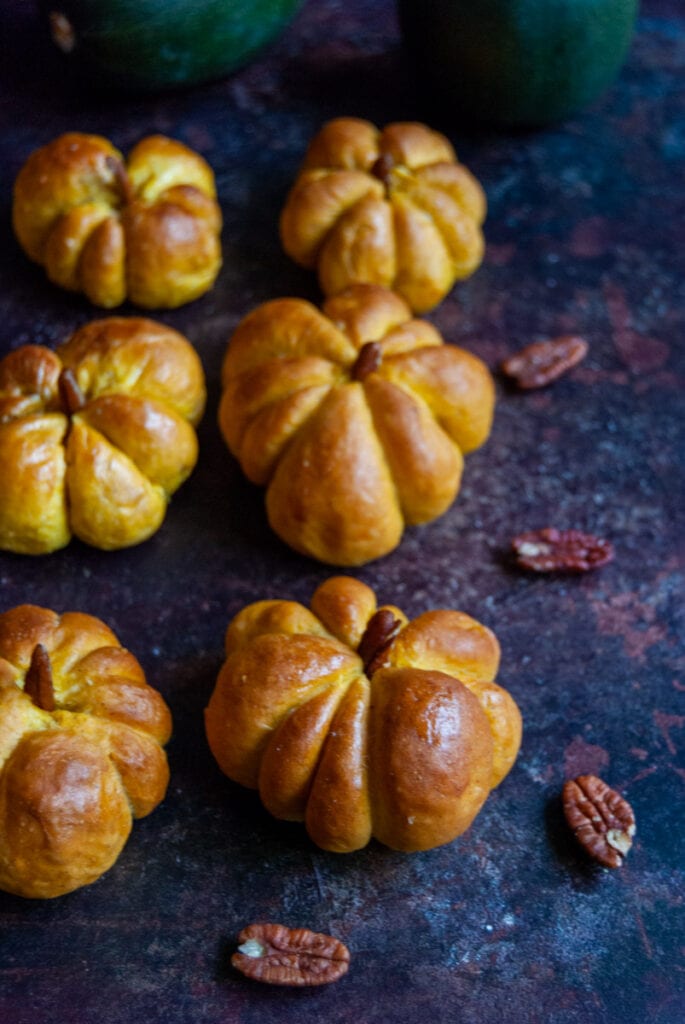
top-left (0, 2), bottom-right (683, 1022)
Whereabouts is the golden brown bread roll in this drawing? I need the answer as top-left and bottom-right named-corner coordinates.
top-left (13, 132), bottom-right (222, 309)
top-left (0, 317), bottom-right (206, 554)
top-left (0, 604), bottom-right (171, 898)
top-left (280, 117), bottom-right (486, 312)
top-left (205, 576), bottom-right (522, 853)
top-left (219, 283), bottom-right (495, 566)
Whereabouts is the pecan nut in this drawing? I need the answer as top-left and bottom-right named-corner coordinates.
top-left (563, 774), bottom-right (636, 869)
top-left (23, 644), bottom-right (55, 711)
top-left (511, 527), bottom-right (614, 572)
top-left (358, 608), bottom-right (403, 675)
top-left (231, 923), bottom-right (350, 986)
top-left (58, 367), bottom-right (86, 415)
top-left (351, 341), bottom-right (383, 381)
top-left (501, 335), bottom-right (588, 389)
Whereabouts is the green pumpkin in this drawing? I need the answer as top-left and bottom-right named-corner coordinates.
top-left (41, 0), bottom-right (303, 93)
top-left (398, 0), bottom-right (639, 126)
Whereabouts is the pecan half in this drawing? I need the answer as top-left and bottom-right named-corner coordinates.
top-left (358, 608), bottom-right (402, 675)
top-left (511, 528), bottom-right (614, 573)
top-left (23, 644), bottom-right (55, 712)
top-left (370, 153), bottom-right (396, 189)
top-left (105, 154), bottom-right (135, 206)
top-left (49, 11), bottom-right (76, 53)
top-left (351, 340), bottom-right (382, 381)
top-left (501, 335), bottom-right (588, 389)
top-left (58, 367), bottom-right (86, 415)
top-left (563, 775), bottom-right (636, 869)
top-left (231, 923), bottom-right (350, 986)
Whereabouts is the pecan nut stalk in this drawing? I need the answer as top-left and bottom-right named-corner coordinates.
top-left (58, 367), bottom-right (86, 415)
top-left (370, 153), bottom-right (396, 189)
top-left (232, 923), bottom-right (350, 986)
top-left (358, 608), bottom-right (402, 674)
top-left (351, 340), bottom-right (383, 381)
top-left (23, 643), bottom-right (56, 711)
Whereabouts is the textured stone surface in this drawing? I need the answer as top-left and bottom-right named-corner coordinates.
top-left (0, 2), bottom-right (683, 1022)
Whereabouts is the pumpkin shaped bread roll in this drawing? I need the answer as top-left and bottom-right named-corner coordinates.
top-left (13, 133), bottom-right (222, 309)
top-left (280, 117), bottom-right (486, 312)
top-left (0, 604), bottom-right (171, 898)
top-left (0, 317), bottom-right (206, 554)
top-left (219, 284), bottom-right (494, 566)
top-left (205, 577), bottom-right (522, 853)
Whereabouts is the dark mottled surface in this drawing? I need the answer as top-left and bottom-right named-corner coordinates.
top-left (0, 2), bottom-right (684, 1022)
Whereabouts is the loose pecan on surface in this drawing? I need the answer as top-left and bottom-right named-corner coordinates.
top-left (231, 923), bottom-right (350, 986)
top-left (563, 774), bottom-right (636, 869)
top-left (511, 528), bottom-right (614, 573)
top-left (501, 335), bottom-right (588, 389)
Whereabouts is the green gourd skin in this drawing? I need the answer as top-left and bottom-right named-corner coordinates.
top-left (398, 0), bottom-right (639, 126)
top-left (41, 0), bottom-right (303, 93)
